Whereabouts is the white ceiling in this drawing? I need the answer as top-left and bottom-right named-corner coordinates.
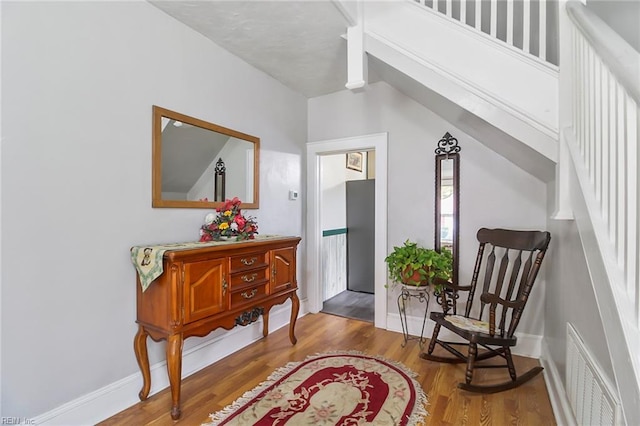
top-left (149, 1), bottom-right (353, 98)
top-left (148, 1), bottom-right (556, 182)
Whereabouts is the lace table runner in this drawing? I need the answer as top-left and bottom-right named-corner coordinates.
top-left (131, 236), bottom-right (285, 291)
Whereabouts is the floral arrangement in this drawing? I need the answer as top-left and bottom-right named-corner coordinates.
top-left (199, 197), bottom-right (258, 241)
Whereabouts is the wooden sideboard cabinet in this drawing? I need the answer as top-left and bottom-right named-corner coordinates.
top-left (133, 236), bottom-right (301, 420)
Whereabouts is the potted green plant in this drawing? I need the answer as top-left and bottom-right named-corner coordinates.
top-left (384, 239), bottom-right (453, 290)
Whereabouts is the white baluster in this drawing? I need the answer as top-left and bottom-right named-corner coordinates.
top-left (580, 34), bottom-right (587, 157)
top-left (592, 49), bottom-right (598, 185)
top-left (540, 0), bottom-right (547, 60)
top-left (608, 73), bottom-right (618, 245)
top-left (616, 82), bottom-right (626, 267)
top-left (475, 0), bottom-right (481, 31)
top-left (587, 47), bottom-right (596, 184)
top-left (595, 57), bottom-right (603, 204)
top-left (490, 0), bottom-right (497, 37)
top-left (635, 101), bottom-right (640, 320)
top-left (574, 29), bottom-right (580, 150)
top-left (507, 0), bottom-right (514, 45)
top-left (523, 0), bottom-right (531, 53)
top-left (625, 94), bottom-right (638, 305)
top-left (585, 43), bottom-right (591, 162)
top-left (446, 0), bottom-right (452, 17)
top-left (601, 63), bottom-right (610, 222)
top-left (460, 0), bottom-right (467, 25)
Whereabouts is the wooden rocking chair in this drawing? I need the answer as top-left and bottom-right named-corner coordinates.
top-left (420, 228), bottom-right (551, 393)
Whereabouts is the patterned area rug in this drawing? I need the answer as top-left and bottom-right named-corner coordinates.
top-left (204, 351), bottom-right (427, 425)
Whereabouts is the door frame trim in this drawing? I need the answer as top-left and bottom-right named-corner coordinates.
top-left (306, 133), bottom-right (388, 328)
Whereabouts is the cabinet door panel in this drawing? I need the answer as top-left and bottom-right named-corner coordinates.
top-left (183, 258), bottom-right (227, 324)
top-left (271, 247), bottom-right (296, 294)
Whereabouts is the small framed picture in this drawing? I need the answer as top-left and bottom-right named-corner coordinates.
top-left (346, 152), bottom-right (363, 172)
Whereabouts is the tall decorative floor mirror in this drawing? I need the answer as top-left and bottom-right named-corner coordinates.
top-left (434, 132), bottom-right (461, 285)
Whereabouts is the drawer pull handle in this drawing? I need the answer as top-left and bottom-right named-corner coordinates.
top-left (241, 257), bottom-right (257, 266)
top-left (241, 289), bottom-right (258, 299)
top-left (241, 273), bottom-right (258, 283)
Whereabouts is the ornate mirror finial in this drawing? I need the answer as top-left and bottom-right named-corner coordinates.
top-left (435, 132), bottom-right (461, 156)
top-left (215, 158), bottom-right (226, 174)
top-left (214, 158), bottom-right (226, 202)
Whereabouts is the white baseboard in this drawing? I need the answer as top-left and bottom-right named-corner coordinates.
top-left (386, 313), bottom-right (542, 358)
top-left (33, 300), bottom-right (309, 426)
top-left (513, 331), bottom-right (542, 358)
top-left (386, 312), bottom-right (435, 345)
top-left (540, 340), bottom-right (577, 426)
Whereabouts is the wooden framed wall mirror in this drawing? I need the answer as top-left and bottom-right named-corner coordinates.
top-left (152, 106), bottom-right (259, 209)
top-left (435, 132), bottom-right (460, 283)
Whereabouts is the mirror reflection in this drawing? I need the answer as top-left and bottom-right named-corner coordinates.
top-left (152, 106), bottom-right (259, 209)
top-left (439, 159), bottom-right (455, 249)
top-left (435, 132), bottom-right (460, 283)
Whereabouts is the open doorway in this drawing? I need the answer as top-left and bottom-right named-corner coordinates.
top-left (306, 133), bottom-right (388, 329)
top-left (319, 151), bottom-right (375, 322)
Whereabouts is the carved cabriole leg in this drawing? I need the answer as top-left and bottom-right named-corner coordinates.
top-left (134, 325), bottom-right (151, 400)
top-left (166, 333), bottom-right (184, 420)
top-left (262, 311), bottom-right (270, 337)
top-left (465, 342), bottom-right (477, 385)
top-left (427, 323), bottom-right (441, 355)
top-left (289, 292), bottom-right (300, 345)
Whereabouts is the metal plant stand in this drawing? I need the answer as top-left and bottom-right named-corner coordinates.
top-left (397, 284), bottom-right (431, 348)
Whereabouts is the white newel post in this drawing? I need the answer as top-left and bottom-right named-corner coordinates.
top-left (554, 0), bottom-right (574, 220)
top-left (346, 2), bottom-right (366, 90)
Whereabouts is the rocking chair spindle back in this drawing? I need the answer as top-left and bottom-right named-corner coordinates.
top-left (421, 227), bottom-right (551, 394)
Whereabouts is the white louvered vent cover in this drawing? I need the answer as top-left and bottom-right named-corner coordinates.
top-left (566, 324), bottom-right (621, 425)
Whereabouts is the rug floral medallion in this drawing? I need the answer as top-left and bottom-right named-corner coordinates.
top-left (204, 351), bottom-right (427, 426)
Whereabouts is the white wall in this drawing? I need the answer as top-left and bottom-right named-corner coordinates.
top-left (1, 1), bottom-right (306, 418)
top-left (320, 153), bottom-right (366, 231)
top-left (308, 81), bottom-right (548, 333)
top-left (544, 184), bottom-right (615, 383)
top-left (587, 0), bottom-right (640, 52)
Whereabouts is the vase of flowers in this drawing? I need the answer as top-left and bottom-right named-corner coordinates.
top-left (199, 197), bottom-right (258, 242)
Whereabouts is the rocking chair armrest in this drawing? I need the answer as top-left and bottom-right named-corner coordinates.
top-left (433, 277), bottom-right (472, 292)
top-left (480, 293), bottom-right (525, 310)
top-left (434, 277), bottom-right (473, 314)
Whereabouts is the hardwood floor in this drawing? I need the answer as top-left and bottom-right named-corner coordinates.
top-left (100, 313), bottom-right (556, 425)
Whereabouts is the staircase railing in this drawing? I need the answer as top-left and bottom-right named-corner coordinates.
top-left (566, 1), bottom-right (640, 322)
top-left (414, 0), bottom-right (557, 65)
top-left (560, 1), bottom-right (640, 423)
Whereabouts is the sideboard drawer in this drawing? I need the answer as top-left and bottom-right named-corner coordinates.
top-left (230, 267), bottom-right (269, 289)
top-left (230, 283), bottom-right (268, 308)
top-left (230, 252), bottom-right (268, 272)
